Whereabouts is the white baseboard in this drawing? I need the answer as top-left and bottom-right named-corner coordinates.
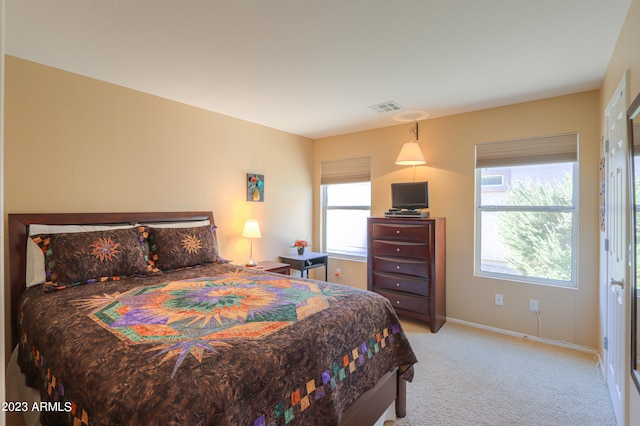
top-left (446, 317), bottom-right (598, 355)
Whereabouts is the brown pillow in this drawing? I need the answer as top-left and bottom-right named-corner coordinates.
top-left (148, 225), bottom-right (225, 271)
top-left (31, 227), bottom-right (151, 292)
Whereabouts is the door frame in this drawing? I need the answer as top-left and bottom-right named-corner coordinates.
top-left (603, 71), bottom-right (629, 426)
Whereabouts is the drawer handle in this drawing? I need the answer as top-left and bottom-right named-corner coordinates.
top-left (396, 282), bottom-right (401, 287)
top-left (396, 265), bottom-right (401, 270)
top-left (396, 230), bottom-right (401, 234)
top-left (396, 300), bottom-right (401, 304)
top-left (396, 248), bottom-right (401, 252)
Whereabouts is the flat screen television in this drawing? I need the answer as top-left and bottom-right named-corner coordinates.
top-left (391, 181), bottom-right (429, 210)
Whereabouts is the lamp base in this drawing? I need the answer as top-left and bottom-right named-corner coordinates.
top-left (245, 259), bottom-right (258, 267)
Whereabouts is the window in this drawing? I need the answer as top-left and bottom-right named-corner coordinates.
top-left (481, 175), bottom-right (504, 187)
top-left (475, 134), bottom-right (578, 286)
top-left (480, 168), bottom-right (510, 191)
top-left (320, 157), bottom-right (371, 258)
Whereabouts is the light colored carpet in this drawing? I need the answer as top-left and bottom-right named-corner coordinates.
top-left (390, 320), bottom-right (617, 426)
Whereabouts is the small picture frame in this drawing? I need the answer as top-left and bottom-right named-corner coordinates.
top-left (247, 173), bottom-right (264, 202)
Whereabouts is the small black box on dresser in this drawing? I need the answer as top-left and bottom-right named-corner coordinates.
top-left (367, 217), bottom-right (446, 333)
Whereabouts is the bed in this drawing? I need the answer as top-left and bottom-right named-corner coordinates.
top-left (8, 211), bottom-right (417, 426)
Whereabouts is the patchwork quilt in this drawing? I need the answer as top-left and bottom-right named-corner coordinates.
top-left (17, 263), bottom-right (417, 425)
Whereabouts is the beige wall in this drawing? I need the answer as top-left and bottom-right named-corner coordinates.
top-left (315, 90), bottom-right (601, 348)
top-left (3, 56), bottom-right (315, 343)
top-left (600, 0), bottom-right (640, 422)
top-left (601, 0), bottom-right (640, 110)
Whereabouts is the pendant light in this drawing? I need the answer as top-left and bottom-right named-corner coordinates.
top-left (395, 122), bottom-right (426, 179)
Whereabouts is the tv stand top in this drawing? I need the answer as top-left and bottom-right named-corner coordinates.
top-left (384, 209), bottom-right (430, 218)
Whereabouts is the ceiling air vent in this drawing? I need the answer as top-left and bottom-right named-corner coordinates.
top-left (368, 101), bottom-right (403, 113)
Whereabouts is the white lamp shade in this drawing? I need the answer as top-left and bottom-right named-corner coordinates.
top-left (242, 219), bottom-right (262, 239)
top-left (395, 142), bottom-right (426, 165)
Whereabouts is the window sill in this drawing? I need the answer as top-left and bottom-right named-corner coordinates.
top-left (475, 271), bottom-right (577, 289)
top-left (327, 253), bottom-right (367, 263)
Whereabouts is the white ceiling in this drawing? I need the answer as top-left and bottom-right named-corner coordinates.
top-left (5, 0), bottom-right (633, 139)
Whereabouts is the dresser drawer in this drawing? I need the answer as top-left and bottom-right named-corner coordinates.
top-left (368, 217), bottom-right (445, 332)
top-left (372, 223), bottom-right (430, 242)
top-left (372, 240), bottom-right (429, 259)
top-left (372, 256), bottom-right (430, 278)
top-left (372, 272), bottom-right (429, 297)
top-left (376, 289), bottom-right (429, 315)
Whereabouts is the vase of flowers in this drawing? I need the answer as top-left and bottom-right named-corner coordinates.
top-left (293, 239), bottom-right (310, 255)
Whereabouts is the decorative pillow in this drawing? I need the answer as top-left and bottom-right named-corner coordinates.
top-left (31, 227), bottom-right (152, 292)
top-left (135, 226), bottom-right (161, 274)
top-left (148, 225), bottom-right (225, 271)
top-left (26, 223), bottom-right (136, 287)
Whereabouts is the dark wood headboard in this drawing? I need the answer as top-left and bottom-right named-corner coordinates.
top-left (7, 211), bottom-right (215, 348)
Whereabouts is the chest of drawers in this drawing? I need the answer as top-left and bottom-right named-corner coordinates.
top-left (367, 217), bottom-right (446, 332)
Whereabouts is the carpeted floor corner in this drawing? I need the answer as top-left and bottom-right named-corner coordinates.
top-left (388, 320), bottom-right (616, 426)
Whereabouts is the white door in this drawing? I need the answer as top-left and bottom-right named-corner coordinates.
top-left (605, 74), bottom-right (628, 426)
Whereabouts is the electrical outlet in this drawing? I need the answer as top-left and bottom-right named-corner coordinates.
top-left (335, 268), bottom-right (342, 277)
top-left (495, 293), bottom-right (503, 306)
top-left (529, 299), bottom-right (539, 313)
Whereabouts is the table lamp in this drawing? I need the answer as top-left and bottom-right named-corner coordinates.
top-left (242, 219), bottom-right (261, 266)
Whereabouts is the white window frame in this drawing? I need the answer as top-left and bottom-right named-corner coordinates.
top-left (474, 134), bottom-right (579, 287)
top-left (321, 182), bottom-right (371, 259)
top-left (320, 157), bottom-right (371, 260)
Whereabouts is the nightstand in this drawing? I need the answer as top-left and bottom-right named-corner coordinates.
top-left (254, 260), bottom-right (291, 275)
top-left (279, 252), bottom-right (329, 281)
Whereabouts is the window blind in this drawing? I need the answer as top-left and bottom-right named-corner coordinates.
top-left (475, 133), bottom-right (578, 168)
top-left (320, 157), bottom-right (371, 185)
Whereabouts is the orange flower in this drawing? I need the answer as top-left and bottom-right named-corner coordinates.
top-left (292, 239), bottom-right (310, 248)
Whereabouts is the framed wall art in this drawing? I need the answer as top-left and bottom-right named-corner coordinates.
top-left (247, 173), bottom-right (264, 202)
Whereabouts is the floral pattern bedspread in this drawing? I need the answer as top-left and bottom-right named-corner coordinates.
top-left (18, 263), bottom-right (417, 425)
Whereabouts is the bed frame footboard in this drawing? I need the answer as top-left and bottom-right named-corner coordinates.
top-left (339, 368), bottom-right (406, 425)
